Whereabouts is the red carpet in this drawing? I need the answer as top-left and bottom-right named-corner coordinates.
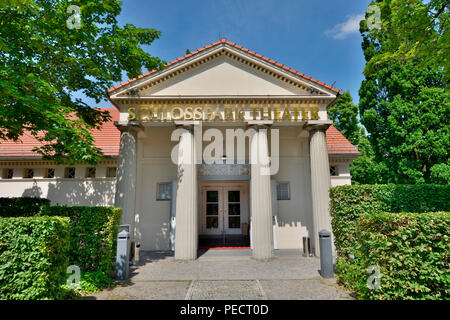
top-left (199, 246), bottom-right (251, 250)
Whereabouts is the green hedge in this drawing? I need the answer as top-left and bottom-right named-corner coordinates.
top-left (0, 216), bottom-right (70, 300)
top-left (0, 197), bottom-right (50, 217)
top-left (330, 185), bottom-right (450, 261)
top-left (38, 206), bottom-right (122, 274)
top-left (330, 184), bottom-right (450, 299)
top-left (353, 212), bottom-right (449, 300)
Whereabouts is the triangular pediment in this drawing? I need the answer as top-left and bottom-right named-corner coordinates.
top-left (139, 56), bottom-right (310, 96)
top-left (109, 42), bottom-right (338, 100)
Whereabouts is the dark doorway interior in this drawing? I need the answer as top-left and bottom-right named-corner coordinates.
top-left (199, 235), bottom-right (250, 248)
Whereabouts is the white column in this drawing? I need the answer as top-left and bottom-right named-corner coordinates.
top-left (114, 127), bottom-right (138, 243)
top-left (308, 126), bottom-right (332, 255)
top-left (250, 127), bottom-right (274, 260)
top-left (174, 127), bottom-right (198, 260)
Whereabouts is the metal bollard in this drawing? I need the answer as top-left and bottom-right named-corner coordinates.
top-left (319, 230), bottom-right (334, 278)
top-left (115, 229), bottom-right (130, 280)
top-left (302, 236), bottom-right (312, 257)
top-left (135, 243), bottom-right (140, 264)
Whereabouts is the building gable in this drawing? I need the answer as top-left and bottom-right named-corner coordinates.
top-left (108, 38), bottom-right (339, 100)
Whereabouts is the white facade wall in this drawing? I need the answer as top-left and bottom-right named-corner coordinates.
top-left (0, 129), bottom-right (356, 251)
top-left (329, 161), bottom-right (353, 187)
top-left (0, 161), bottom-right (117, 206)
top-left (135, 127), bottom-right (178, 250)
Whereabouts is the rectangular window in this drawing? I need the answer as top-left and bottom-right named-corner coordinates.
top-left (156, 182), bottom-right (171, 200)
top-left (24, 168), bottom-right (34, 179)
top-left (2, 168), bottom-right (14, 179)
top-left (64, 167), bottom-right (76, 179)
top-left (85, 167), bottom-right (96, 178)
top-left (277, 182), bottom-right (290, 200)
top-left (106, 167), bottom-right (117, 178)
top-left (330, 166), bottom-right (338, 176)
top-left (46, 168), bottom-right (55, 178)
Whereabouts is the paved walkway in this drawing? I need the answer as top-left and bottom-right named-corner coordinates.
top-left (88, 249), bottom-right (353, 300)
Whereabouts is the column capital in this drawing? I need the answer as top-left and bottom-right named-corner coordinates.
top-left (246, 120), bottom-right (273, 130)
top-left (304, 120), bottom-right (333, 132)
top-left (114, 121), bottom-right (144, 133)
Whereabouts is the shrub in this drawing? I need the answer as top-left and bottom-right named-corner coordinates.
top-left (0, 216), bottom-right (70, 300)
top-left (0, 197), bottom-right (50, 217)
top-left (330, 185), bottom-right (450, 262)
top-left (63, 270), bottom-right (115, 294)
top-left (329, 184), bottom-right (450, 299)
top-left (355, 212), bottom-right (449, 300)
top-left (38, 206), bottom-right (122, 274)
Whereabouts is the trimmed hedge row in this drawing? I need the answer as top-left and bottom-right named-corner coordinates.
top-left (0, 216), bottom-right (70, 300)
top-left (0, 197), bottom-right (50, 217)
top-left (352, 212), bottom-right (449, 300)
top-left (330, 185), bottom-right (450, 261)
top-left (330, 184), bottom-right (450, 300)
top-left (38, 206), bottom-right (122, 274)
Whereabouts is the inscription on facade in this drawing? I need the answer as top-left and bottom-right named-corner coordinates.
top-left (127, 105), bottom-right (320, 122)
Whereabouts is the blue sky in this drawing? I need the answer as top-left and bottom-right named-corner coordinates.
top-left (81, 0), bottom-right (373, 107)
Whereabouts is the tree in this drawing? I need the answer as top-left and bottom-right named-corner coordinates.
top-left (328, 90), bottom-right (361, 146)
top-left (0, 0), bottom-right (164, 164)
top-left (349, 135), bottom-right (389, 185)
top-left (364, 0), bottom-right (449, 87)
top-left (430, 161), bottom-right (450, 184)
top-left (328, 90), bottom-right (387, 184)
top-left (358, 0), bottom-right (449, 184)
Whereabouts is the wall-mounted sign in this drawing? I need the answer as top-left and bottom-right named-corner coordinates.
top-left (127, 105), bottom-right (321, 122)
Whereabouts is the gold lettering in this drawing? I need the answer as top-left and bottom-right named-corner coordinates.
top-left (212, 107), bottom-right (223, 121)
top-left (170, 107), bottom-right (184, 120)
top-left (161, 107), bottom-right (166, 121)
top-left (184, 107), bottom-right (193, 120)
top-left (127, 107), bottom-right (136, 121)
top-left (137, 107), bottom-right (151, 121)
top-left (224, 108), bottom-right (234, 121)
top-left (193, 107), bottom-right (203, 120)
top-left (260, 107), bottom-right (272, 120)
top-left (251, 108), bottom-right (258, 120)
top-left (282, 107), bottom-right (292, 120)
top-left (292, 106), bottom-right (299, 120)
top-left (236, 107), bottom-right (245, 121)
top-left (310, 106), bottom-right (319, 120)
top-left (203, 108), bottom-right (212, 121)
top-left (301, 106), bottom-right (308, 120)
top-left (273, 107), bottom-right (281, 121)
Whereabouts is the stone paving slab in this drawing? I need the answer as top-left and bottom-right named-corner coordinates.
top-left (91, 280), bottom-right (190, 300)
top-left (131, 253), bottom-right (321, 281)
top-left (88, 250), bottom-right (353, 300)
top-left (260, 278), bottom-right (352, 300)
top-left (187, 280), bottom-right (266, 300)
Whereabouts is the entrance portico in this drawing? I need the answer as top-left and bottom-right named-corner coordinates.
top-left (109, 38), bottom-right (349, 260)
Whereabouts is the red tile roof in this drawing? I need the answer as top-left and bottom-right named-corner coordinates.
top-left (0, 107), bottom-right (120, 158)
top-left (107, 37), bottom-right (340, 94)
top-left (0, 111), bottom-right (359, 158)
top-left (326, 125), bottom-right (360, 155)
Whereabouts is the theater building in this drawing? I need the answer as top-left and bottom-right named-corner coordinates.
top-left (0, 39), bottom-right (359, 260)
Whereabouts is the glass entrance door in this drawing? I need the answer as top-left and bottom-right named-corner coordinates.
top-left (223, 188), bottom-right (242, 235)
top-left (205, 189), bottom-right (222, 234)
top-left (200, 183), bottom-right (247, 235)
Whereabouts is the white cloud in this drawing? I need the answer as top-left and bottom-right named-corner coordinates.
top-left (324, 14), bottom-right (364, 40)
